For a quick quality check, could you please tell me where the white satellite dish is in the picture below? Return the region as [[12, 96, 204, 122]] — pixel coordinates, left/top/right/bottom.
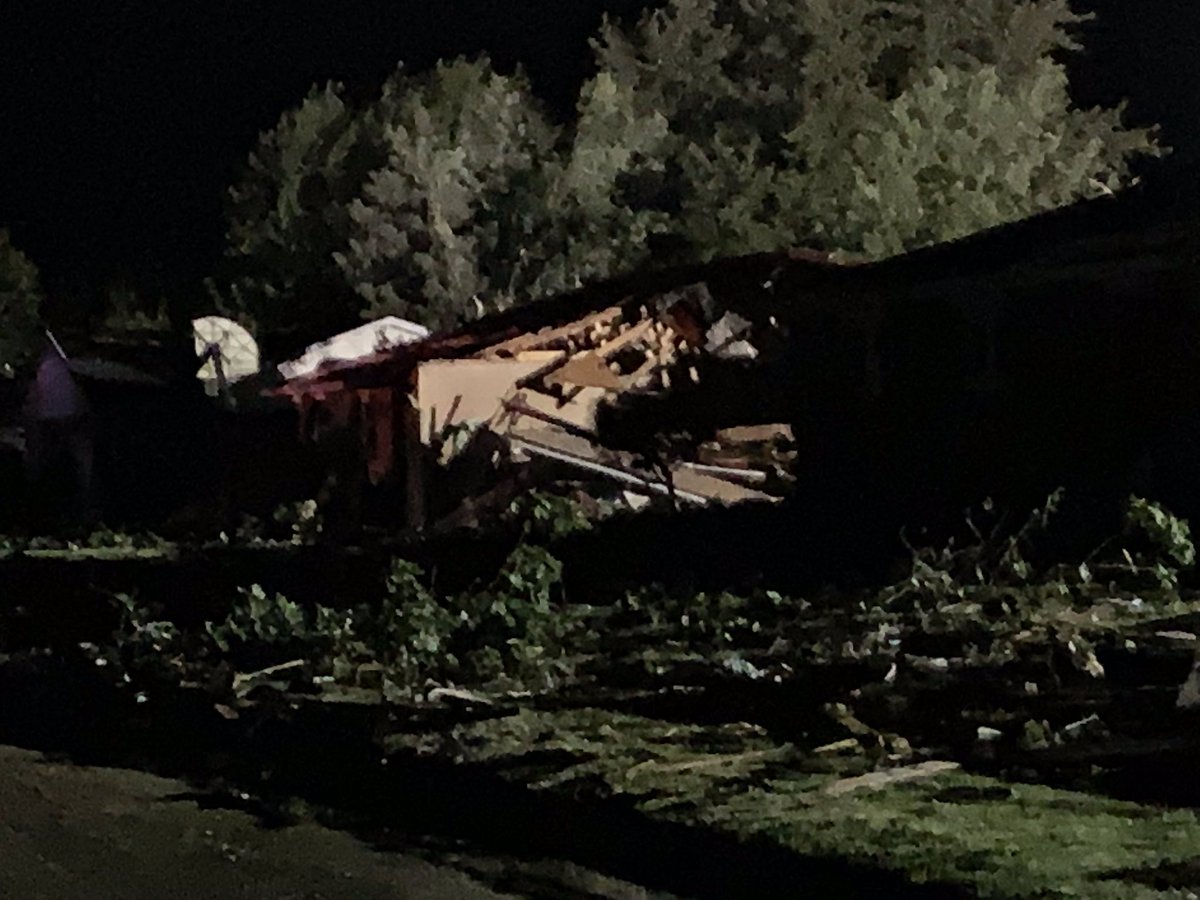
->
[[192, 316, 260, 399]]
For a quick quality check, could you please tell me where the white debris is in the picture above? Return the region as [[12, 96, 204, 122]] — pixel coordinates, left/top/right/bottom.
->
[[278, 317, 430, 380], [705, 312, 758, 360]]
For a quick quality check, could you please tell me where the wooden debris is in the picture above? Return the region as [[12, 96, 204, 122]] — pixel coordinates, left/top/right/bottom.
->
[[625, 747, 789, 780], [481, 305, 624, 357], [676, 461, 768, 484], [715, 423, 795, 444], [823, 761, 961, 796], [1156, 630, 1198, 642], [427, 686, 495, 706], [594, 318, 658, 358], [542, 353, 624, 391], [232, 659, 306, 697], [812, 738, 860, 755]]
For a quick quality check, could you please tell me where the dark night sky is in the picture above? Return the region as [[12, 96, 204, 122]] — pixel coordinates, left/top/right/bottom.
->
[[0, 0, 1196, 306]]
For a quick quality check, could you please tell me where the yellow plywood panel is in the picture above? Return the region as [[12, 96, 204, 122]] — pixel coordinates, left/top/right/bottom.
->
[[416, 358, 549, 444]]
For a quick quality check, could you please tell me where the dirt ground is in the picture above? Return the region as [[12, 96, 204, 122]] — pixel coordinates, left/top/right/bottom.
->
[[0, 743, 557, 900]]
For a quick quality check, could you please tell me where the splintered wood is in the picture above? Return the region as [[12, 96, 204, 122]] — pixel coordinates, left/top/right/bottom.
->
[[542, 354, 623, 391], [479, 305, 625, 358], [823, 761, 961, 796], [501, 302, 689, 397]]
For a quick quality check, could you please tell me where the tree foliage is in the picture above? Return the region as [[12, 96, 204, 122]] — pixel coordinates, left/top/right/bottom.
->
[[786, 58, 1156, 258], [334, 57, 563, 330], [212, 1, 1165, 335], [520, 69, 676, 296], [0, 230, 44, 370], [590, 0, 1165, 260], [209, 82, 383, 339]]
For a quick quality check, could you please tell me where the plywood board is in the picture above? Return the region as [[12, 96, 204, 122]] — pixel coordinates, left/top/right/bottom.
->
[[416, 358, 549, 444]]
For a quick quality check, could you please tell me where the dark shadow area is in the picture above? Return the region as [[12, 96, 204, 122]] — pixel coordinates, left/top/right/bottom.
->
[[1106, 857, 1200, 892]]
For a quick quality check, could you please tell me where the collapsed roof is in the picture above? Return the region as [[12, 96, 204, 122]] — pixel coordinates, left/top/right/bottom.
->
[[264, 247, 863, 518], [268, 247, 861, 397]]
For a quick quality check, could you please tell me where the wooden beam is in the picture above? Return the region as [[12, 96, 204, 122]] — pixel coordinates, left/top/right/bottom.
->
[[479, 304, 625, 357], [593, 318, 658, 358]]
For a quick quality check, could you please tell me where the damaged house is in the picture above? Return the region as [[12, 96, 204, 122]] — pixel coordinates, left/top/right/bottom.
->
[[267, 249, 854, 535], [267, 161, 1200, 576]]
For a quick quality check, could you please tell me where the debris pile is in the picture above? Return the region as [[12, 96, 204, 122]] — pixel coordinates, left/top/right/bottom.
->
[[268, 277, 804, 532]]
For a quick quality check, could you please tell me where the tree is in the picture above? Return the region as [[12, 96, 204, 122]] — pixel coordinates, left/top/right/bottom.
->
[[497, 68, 676, 300], [782, 58, 1159, 258], [209, 82, 384, 341], [588, 0, 1165, 260], [214, 1, 1164, 338], [337, 57, 683, 327], [215, 56, 681, 335], [0, 230, 44, 370], [334, 57, 564, 330]]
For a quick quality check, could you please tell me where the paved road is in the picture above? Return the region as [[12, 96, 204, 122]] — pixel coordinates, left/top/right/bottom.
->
[[0, 743, 519, 900]]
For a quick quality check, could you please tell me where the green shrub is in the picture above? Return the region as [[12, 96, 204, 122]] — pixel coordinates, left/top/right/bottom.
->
[[314, 558, 460, 688], [200, 545, 589, 696], [272, 499, 323, 545], [847, 491, 1200, 679], [504, 489, 597, 539], [205, 583, 310, 667], [1122, 494, 1195, 571], [454, 543, 584, 684]]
